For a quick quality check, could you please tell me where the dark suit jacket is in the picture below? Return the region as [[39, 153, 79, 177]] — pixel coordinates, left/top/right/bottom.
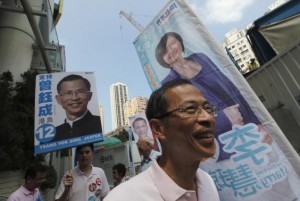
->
[[51, 110, 102, 142]]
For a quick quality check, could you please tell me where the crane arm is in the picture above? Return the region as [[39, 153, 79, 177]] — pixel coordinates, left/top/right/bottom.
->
[[119, 11, 144, 32]]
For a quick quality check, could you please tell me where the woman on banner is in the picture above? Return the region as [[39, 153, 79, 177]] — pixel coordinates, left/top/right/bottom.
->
[[155, 32, 271, 161]]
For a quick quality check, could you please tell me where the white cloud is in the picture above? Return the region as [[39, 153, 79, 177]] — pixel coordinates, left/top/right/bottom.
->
[[189, 0, 254, 24]]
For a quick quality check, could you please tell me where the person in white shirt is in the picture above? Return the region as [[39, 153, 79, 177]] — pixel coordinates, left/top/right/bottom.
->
[[55, 144, 110, 201]]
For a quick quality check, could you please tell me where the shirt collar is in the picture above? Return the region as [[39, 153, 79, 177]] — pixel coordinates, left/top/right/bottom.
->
[[20, 185, 37, 195], [65, 110, 88, 126], [149, 159, 192, 200], [149, 150, 161, 161], [74, 164, 95, 176]]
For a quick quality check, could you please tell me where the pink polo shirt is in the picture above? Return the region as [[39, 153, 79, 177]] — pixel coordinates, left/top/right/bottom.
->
[[104, 159, 220, 201], [8, 185, 42, 201]]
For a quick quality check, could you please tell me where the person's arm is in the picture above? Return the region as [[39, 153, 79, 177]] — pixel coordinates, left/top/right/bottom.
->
[[258, 124, 273, 145], [100, 169, 110, 199], [55, 171, 73, 201]]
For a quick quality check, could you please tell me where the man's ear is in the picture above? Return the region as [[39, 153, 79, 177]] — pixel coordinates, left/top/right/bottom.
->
[[88, 92, 93, 101], [55, 95, 61, 105], [149, 119, 166, 140]]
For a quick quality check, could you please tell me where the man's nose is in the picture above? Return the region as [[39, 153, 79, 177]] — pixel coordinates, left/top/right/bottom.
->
[[71, 91, 79, 99], [196, 109, 215, 127]]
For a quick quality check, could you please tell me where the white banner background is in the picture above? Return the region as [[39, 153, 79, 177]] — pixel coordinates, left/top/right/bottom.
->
[[133, 0, 300, 200]]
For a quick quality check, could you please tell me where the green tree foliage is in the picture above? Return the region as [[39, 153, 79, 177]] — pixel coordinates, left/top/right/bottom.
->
[[0, 71, 17, 170], [0, 71, 37, 170], [14, 71, 38, 164], [40, 164, 58, 191], [0, 70, 58, 189]]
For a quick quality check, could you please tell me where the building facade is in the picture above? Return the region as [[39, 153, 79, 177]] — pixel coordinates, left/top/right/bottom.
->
[[124, 96, 148, 126], [0, 1, 64, 200], [99, 105, 105, 133], [0, 0, 65, 81], [221, 28, 259, 73], [110, 82, 128, 129]]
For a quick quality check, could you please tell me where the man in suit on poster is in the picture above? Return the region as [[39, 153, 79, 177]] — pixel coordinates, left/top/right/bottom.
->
[[51, 74, 101, 142]]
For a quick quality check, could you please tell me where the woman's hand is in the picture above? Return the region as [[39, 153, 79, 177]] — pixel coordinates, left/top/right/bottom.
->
[[223, 104, 244, 125], [258, 124, 273, 145]]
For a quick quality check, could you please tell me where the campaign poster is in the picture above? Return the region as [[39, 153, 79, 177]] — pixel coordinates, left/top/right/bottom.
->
[[129, 112, 152, 141], [133, 0, 300, 200], [34, 72, 103, 154], [129, 112, 161, 152]]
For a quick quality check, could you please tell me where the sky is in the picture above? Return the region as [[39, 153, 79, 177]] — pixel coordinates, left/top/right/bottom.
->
[[56, 0, 277, 133]]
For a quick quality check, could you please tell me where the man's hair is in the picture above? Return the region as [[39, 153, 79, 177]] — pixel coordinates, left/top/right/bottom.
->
[[24, 163, 46, 181], [76, 143, 94, 153], [57, 74, 91, 94], [155, 32, 185, 68], [112, 163, 126, 177], [132, 117, 147, 128], [146, 79, 193, 121]]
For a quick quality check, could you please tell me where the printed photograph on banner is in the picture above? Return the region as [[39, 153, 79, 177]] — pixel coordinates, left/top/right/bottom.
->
[[129, 112, 151, 141], [133, 0, 300, 200], [129, 112, 161, 152], [34, 72, 103, 155], [129, 112, 162, 173]]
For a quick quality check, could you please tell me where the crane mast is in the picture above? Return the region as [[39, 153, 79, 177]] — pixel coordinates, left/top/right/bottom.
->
[[119, 11, 144, 32]]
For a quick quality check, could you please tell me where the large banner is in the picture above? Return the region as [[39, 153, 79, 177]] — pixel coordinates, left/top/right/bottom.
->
[[133, 0, 300, 200], [34, 72, 103, 154]]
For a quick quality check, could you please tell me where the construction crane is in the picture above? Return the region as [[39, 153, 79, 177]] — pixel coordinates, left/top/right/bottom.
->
[[119, 10, 144, 32]]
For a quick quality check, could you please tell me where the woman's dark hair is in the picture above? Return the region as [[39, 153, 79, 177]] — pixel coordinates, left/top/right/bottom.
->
[[146, 79, 192, 121], [112, 163, 126, 177], [155, 32, 185, 68]]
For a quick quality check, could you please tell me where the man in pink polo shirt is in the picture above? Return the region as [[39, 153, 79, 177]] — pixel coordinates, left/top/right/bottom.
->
[[8, 163, 46, 201], [104, 79, 220, 201]]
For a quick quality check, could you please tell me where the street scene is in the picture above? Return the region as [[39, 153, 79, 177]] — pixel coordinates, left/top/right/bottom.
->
[[0, 0, 300, 200]]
